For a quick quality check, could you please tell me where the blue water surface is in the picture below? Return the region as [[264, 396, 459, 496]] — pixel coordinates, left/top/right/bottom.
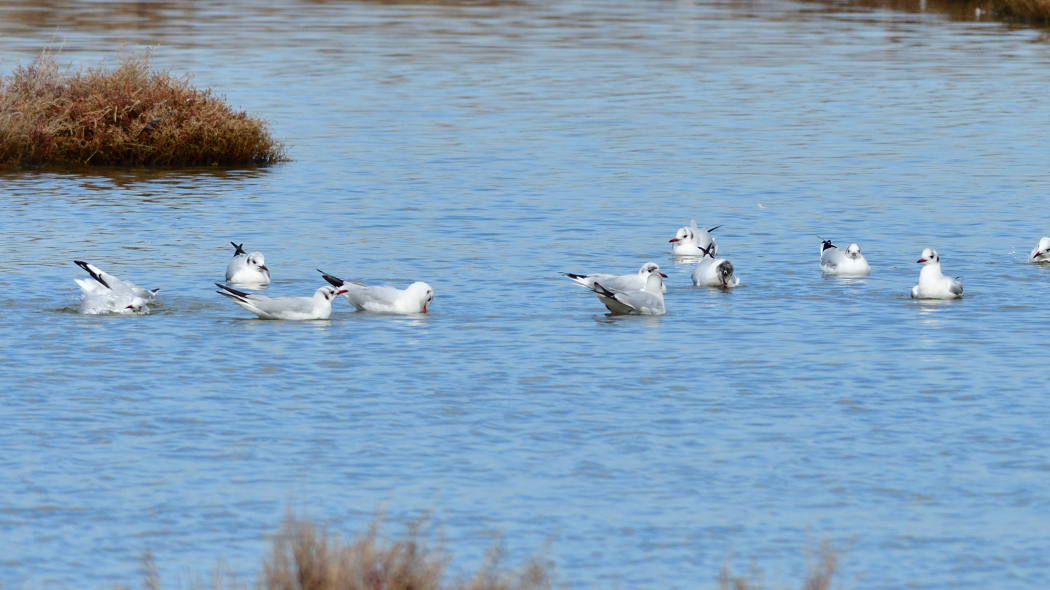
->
[[2, 0, 1050, 588]]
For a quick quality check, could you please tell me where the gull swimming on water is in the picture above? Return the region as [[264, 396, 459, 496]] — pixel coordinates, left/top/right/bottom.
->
[[74, 260, 158, 315], [319, 271, 434, 314], [819, 239, 871, 276], [563, 262, 668, 293], [590, 271, 666, 315], [691, 244, 740, 289], [215, 283, 345, 320], [911, 248, 963, 299], [1028, 237, 1050, 263], [225, 242, 270, 285], [669, 219, 720, 257]]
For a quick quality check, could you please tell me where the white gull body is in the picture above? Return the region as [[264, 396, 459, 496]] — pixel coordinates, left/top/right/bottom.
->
[[590, 271, 665, 315], [563, 262, 668, 294], [216, 283, 344, 320], [1028, 237, 1050, 263], [320, 271, 433, 314], [690, 245, 740, 289], [74, 260, 157, 315], [225, 242, 270, 285], [669, 219, 720, 256], [910, 248, 963, 300], [820, 240, 871, 276]]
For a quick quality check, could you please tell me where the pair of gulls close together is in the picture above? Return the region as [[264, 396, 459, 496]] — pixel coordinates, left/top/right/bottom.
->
[[74, 242, 434, 319]]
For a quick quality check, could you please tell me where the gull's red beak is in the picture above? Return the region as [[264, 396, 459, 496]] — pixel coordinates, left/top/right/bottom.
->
[[422, 303, 428, 313], [337, 288, 347, 295], [668, 238, 679, 243], [917, 258, 926, 263], [260, 265, 269, 271], [660, 272, 668, 278]]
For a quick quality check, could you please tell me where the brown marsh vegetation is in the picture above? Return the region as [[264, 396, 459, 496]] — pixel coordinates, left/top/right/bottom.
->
[[0, 48, 286, 170], [125, 514, 843, 590]]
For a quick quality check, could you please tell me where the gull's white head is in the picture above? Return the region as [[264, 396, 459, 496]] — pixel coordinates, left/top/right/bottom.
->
[[407, 282, 434, 313], [846, 243, 862, 258], [247, 252, 269, 274], [123, 296, 149, 314], [917, 248, 940, 265], [669, 226, 695, 245], [644, 271, 664, 294], [1031, 237, 1050, 260], [316, 285, 347, 301], [639, 262, 668, 279]]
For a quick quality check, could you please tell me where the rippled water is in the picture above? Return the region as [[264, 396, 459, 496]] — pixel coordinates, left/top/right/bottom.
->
[[3, 1, 1050, 588]]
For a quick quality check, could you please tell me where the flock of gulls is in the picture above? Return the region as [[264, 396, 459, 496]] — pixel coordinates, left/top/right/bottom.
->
[[71, 222, 1050, 319]]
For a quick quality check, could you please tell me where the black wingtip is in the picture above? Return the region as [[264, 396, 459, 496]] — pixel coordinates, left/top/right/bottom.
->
[[699, 243, 716, 259], [820, 239, 836, 252], [591, 281, 615, 298], [707, 225, 722, 233], [563, 272, 586, 280], [215, 282, 251, 299], [317, 269, 345, 287], [74, 260, 110, 289], [230, 242, 247, 256]]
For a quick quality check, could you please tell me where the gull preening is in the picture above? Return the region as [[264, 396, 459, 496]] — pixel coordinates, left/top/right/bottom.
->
[[74, 260, 158, 315], [590, 271, 666, 315], [819, 239, 871, 276], [691, 244, 740, 289], [215, 283, 345, 320], [225, 242, 270, 285], [670, 219, 720, 256], [1029, 237, 1050, 263], [563, 262, 668, 293], [319, 271, 434, 314], [911, 248, 963, 299]]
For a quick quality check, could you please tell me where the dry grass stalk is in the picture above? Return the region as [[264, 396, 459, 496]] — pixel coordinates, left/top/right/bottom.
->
[[718, 540, 840, 590], [0, 47, 286, 170], [259, 515, 552, 590]]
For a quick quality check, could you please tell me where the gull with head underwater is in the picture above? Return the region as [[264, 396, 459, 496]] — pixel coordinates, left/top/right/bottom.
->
[[74, 260, 158, 315]]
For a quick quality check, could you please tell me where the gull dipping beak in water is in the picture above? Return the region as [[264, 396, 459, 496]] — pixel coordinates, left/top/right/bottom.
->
[[318, 271, 434, 314], [1028, 237, 1050, 263], [74, 260, 158, 315], [690, 244, 740, 289]]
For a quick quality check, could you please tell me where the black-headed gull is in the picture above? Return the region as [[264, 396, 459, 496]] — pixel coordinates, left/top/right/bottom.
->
[[1029, 237, 1050, 263], [563, 262, 668, 293], [691, 245, 740, 289], [215, 283, 345, 320], [911, 248, 963, 299], [226, 242, 270, 285], [74, 260, 158, 315], [590, 271, 665, 315], [819, 239, 871, 276], [318, 271, 434, 314], [669, 219, 720, 256]]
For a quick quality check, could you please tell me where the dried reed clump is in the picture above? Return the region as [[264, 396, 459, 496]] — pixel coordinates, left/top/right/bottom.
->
[[261, 515, 553, 590], [718, 539, 840, 590], [990, 0, 1050, 20], [0, 48, 286, 170], [148, 514, 553, 590]]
